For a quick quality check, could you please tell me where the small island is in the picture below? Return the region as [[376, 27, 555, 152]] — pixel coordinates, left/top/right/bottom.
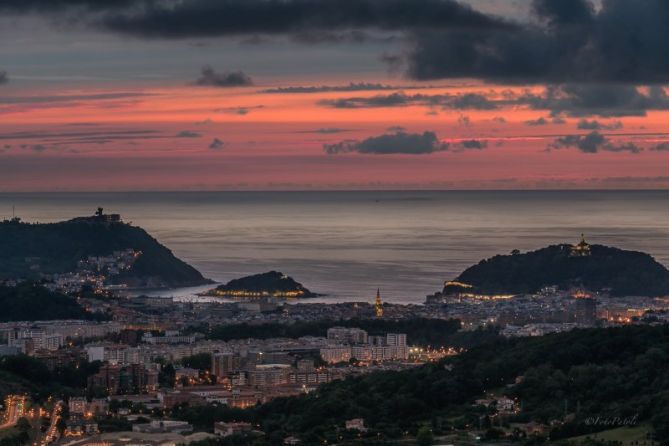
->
[[441, 235, 669, 297], [203, 271, 317, 299]]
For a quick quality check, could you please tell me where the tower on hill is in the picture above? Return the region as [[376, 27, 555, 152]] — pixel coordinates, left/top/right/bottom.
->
[[570, 234, 592, 257], [374, 288, 384, 317]]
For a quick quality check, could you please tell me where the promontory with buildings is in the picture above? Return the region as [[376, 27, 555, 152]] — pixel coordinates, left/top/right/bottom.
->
[[0, 208, 210, 290]]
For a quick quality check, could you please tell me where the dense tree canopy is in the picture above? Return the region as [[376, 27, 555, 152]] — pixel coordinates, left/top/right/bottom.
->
[[176, 325, 669, 445], [0, 283, 98, 322], [0, 218, 208, 287], [450, 244, 669, 296]]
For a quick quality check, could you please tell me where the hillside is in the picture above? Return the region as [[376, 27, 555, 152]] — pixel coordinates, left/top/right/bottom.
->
[[0, 213, 209, 288], [174, 325, 669, 445], [0, 283, 98, 322], [445, 243, 669, 297], [205, 271, 316, 298]]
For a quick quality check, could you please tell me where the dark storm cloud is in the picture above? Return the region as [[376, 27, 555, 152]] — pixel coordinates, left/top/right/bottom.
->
[[525, 117, 549, 126], [531, 0, 594, 25], [320, 92, 418, 108], [457, 139, 487, 149], [195, 66, 252, 87], [0, 129, 172, 147], [176, 130, 201, 138], [576, 119, 622, 131], [319, 91, 499, 110], [289, 30, 397, 44], [324, 131, 449, 155], [0, 129, 160, 141], [522, 85, 669, 117], [650, 143, 669, 152], [451, 93, 497, 110], [209, 138, 225, 150], [216, 105, 264, 115], [407, 0, 669, 83], [548, 131, 641, 154], [1, 143, 72, 154], [0, 71, 8, 85], [97, 0, 504, 39], [318, 86, 669, 117], [262, 82, 418, 94], [0, 0, 139, 13], [299, 128, 349, 134], [5, 1, 669, 85]]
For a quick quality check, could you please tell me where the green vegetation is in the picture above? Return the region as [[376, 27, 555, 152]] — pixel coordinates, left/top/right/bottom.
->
[[0, 354, 100, 400], [0, 426, 28, 446], [449, 244, 669, 296], [416, 425, 434, 446], [202, 318, 497, 348], [173, 325, 669, 445], [0, 218, 208, 287], [206, 271, 316, 297], [0, 283, 103, 322], [560, 424, 653, 445], [181, 353, 212, 370]]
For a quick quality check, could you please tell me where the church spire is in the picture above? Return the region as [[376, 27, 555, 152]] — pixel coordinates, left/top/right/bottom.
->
[[374, 288, 384, 317]]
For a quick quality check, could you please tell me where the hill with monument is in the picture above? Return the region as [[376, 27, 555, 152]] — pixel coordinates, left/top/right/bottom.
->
[[442, 236, 669, 297], [0, 208, 209, 289]]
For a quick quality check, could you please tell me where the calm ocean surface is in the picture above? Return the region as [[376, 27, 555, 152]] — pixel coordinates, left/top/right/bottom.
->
[[1, 191, 669, 304]]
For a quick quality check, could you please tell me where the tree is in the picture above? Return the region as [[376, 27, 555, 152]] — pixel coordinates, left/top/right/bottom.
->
[[416, 426, 434, 446], [181, 353, 211, 371], [160, 364, 176, 387], [16, 417, 31, 433]]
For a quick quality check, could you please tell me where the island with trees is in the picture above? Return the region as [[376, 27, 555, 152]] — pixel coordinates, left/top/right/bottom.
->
[[203, 271, 317, 299], [443, 238, 669, 297]]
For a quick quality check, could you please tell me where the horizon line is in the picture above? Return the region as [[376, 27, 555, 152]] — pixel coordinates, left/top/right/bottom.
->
[[1, 188, 669, 194]]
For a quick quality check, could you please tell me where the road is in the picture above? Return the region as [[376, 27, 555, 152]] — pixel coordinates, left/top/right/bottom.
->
[[42, 401, 63, 445], [0, 395, 27, 430]]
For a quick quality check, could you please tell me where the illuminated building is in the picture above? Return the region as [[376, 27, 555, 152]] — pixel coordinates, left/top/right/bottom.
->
[[320, 330, 408, 363], [87, 363, 158, 394], [444, 281, 473, 289], [570, 234, 592, 257], [375, 288, 384, 317]]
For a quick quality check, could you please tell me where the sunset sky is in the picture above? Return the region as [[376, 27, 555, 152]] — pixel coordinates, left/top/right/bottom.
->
[[2, 0, 669, 191]]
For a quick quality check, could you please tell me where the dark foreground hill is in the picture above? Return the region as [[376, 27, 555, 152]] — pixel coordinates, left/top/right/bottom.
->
[[0, 283, 100, 322], [445, 243, 669, 296], [0, 214, 209, 288], [174, 324, 669, 445]]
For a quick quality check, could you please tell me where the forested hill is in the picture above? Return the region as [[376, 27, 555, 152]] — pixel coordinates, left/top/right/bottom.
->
[[176, 325, 669, 444], [0, 217, 209, 288], [0, 283, 100, 322], [206, 271, 317, 298], [447, 244, 669, 296]]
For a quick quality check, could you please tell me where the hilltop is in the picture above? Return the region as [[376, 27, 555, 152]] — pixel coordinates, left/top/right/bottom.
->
[[204, 271, 316, 298], [444, 239, 669, 297], [0, 209, 209, 289]]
